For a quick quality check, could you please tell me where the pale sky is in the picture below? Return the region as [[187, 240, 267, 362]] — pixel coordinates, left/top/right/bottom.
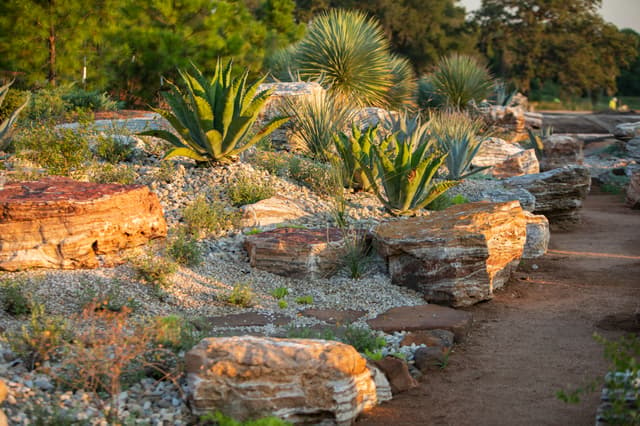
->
[[458, 0, 640, 33]]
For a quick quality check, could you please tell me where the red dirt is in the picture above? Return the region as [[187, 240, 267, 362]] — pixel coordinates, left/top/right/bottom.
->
[[358, 188, 640, 426]]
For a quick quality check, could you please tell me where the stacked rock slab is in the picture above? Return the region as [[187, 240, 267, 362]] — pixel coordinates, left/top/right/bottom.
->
[[626, 170, 640, 209], [472, 137, 539, 178], [522, 211, 550, 258], [539, 135, 584, 171], [185, 336, 391, 425], [613, 121, 640, 141], [373, 201, 527, 307], [0, 177, 167, 271], [505, 165, 591, 228], [244, 227, 350, 278]]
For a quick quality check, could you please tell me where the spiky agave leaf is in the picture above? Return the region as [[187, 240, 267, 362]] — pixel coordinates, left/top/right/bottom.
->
[[430, 53, 493, 110], [296, 9, 393, 108], [0, 80, 30, 152]]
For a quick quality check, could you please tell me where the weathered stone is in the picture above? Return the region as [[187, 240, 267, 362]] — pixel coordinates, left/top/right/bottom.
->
[[371, 357, 417, 395], [301, 308, 367, 325], [542, 113, 640, 134], [613, 121, 640, 141], [413, 347, 448, 372], [626, 170, 640, 209], [373, 201, 527, 307], [626, 137, 640, 160], [244, 227, 347, 278], [505, 165, 591, 228], [400, 330, 454, 353], [185, 336, 389, 424], [448, 180, 536, 212], [240, 196, 307, 228], [367, 305, 473, 343], [491, 149, 539, 178], [0, 177, 167, 271], [522, 211, 550, 259], [539, 135, 584, 171], [472, 137, 525, 168]]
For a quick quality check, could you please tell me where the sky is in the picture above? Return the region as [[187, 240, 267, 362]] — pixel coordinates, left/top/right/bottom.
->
[[458, 0, 640, 33]]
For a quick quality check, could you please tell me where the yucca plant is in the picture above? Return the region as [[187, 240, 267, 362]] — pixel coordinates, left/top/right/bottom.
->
[[387, 54, 418, 111], [358, 126, 458, 216], [285, 90, 354, 161], [139, 61, 288, 164], [333, 125, 390, 191], [429, 109, 488, 180], [295, 9, 393, 107], [0, 80, 30, 152], [428, 54, 493, 110]]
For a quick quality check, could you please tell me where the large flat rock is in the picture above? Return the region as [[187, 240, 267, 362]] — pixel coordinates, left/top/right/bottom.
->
[[542, 113, 640, 134], [373, 201, 527, 307], [0, 177, 166, 270]]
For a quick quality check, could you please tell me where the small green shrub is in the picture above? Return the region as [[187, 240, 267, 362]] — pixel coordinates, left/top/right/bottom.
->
[[226, 171, 276, 206], [227, 282, 254, 307], [167, 228, 203, 266], [0, 80, 30, 151], [130, 252, 177, 289], [87, 162, 137, 184], [151, 160, 176, 183], [0, 278, 33, 316], [182, 195, 241, 237], [278, 300, 288, 309], [340, 229, 371, 279], [62, 88, 120, 112], [364, 348, 384, 361], [201, 411, 292, 426], [295, 295, 313, 305], [26, 85, 69, 121], [95, 135, 135, 163], [154, 314, 204, 352], [244, 228, 263, 235], [342, 325, 386, 353], [271, 287, 289, 300], [76, 282, 140, 313], [426, 193, 469, 211]]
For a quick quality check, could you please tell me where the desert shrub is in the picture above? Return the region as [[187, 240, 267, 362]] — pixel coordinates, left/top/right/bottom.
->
[[227, 282, 254, 307], [342, 325, 387, 353], [426, 193, 469, 211], [0, 86, 29, 122], [0, 81, 30, 152], [129, 252, 177, 289], [167, 227, 203, 266], [424, 53, 493, 110], [270, 287, 289, 299], [87, 162, 137, 184], [295, 295, 313, 305], [26, 85, 69, 122], [285, 90, 354, 161], [12, 124, 91, 176], [226, 170, 276, 206], [387, 54, 418, 111], [62, 88, 120, 112], [8, 303, 72, 370], [429, 109, 488, 180], [201, 411, 292, 426], [139, 61, 288, 165], [339, 229, 372, 279], [76, 280, 141, 313], [94, 135, 135, 163], [182, 195, 241, 237], [154, 314, 204, 352], [0, 278, 33, 316], [151, 160, 176, 183]]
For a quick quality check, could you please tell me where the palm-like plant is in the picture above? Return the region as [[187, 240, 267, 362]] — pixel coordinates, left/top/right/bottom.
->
[[140, 61, 288, 164], [387, 54, 418, 111], [357, 120, 458, 216], [429, 109, 488, 180], [0, 80, 30, 152], [295, 9, 393, 108], [428, 54, 493, 110]]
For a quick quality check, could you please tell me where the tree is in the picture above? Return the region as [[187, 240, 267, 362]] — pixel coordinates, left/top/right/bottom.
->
[[475, 0, 637, 97], [617, 29, 640, 96]]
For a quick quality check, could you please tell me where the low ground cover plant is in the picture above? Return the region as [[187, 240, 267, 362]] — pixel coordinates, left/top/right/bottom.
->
[[226, 170, 276, 206], [182, 195, 241, 237]]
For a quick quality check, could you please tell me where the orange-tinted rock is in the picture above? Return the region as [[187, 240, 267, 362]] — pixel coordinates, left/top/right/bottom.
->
[[539, 135, 584, 171], [626, 170, 640, 209], [185, 336, 390, 424], [244, 227, 347, 278], [400, 329, 454, 353], [492, 149, 539, 178], [371, 357, 417, 395], [373, 201, 527, 307], [0, 177, 166, 271]]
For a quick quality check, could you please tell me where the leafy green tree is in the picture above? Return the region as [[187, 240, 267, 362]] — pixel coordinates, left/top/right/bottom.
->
[[476, 0, 637, 96], [617, 29, 640, 96]]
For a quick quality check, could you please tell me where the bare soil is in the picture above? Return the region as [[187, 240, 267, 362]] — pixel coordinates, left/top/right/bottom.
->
[[358, 188, 640, 426]]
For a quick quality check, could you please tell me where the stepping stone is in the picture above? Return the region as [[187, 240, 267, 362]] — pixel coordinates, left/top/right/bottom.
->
[[207, 312, 292, 328], [300, 308, 367, 325], [371, 356, 417, 395], [400, 329, 454, 353], [0, 177, 166, 271], [367, 305, 473, 343], [244, 227, 347, 279]]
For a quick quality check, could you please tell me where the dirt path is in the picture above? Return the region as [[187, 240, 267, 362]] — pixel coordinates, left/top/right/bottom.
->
[[358, 189, 640, 426]]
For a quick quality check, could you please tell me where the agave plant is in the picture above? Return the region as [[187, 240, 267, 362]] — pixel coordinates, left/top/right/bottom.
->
[[140, 61, 288, 164], [0, 80, 30, 152], [295, 9, 393, 107], [429, 109, 488, 180], [285, 90, 354, 161], [333, 125, 389, 191], [428, 54, 493, 110], [357, 123, 458, 216]]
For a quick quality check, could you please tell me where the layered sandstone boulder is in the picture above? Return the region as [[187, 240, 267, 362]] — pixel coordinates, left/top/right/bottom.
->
[[244, 227, 352, 278], [240, 196, 307, 228], [539, 135, 584, 171], [0, 177, 166, 271], [373, 201, 527, 307], [505, 165, 591, 228], [185, 336, 390, 424], [472, 137, 539, 178], [523, 211, 550, 259], [626, 170, 640, 209], [613, 121, 640, 141]]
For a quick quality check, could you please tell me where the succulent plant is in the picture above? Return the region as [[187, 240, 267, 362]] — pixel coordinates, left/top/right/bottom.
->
[[0, 80, 30, 152], [427, 53, 493, 110], [140, 60, 288, 164]]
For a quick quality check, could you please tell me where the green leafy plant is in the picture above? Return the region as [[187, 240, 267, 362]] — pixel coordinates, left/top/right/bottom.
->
[[130, 252, 177, 289], [62, 88, 120, 112], [0, 80, 30, 151], [340, 229, 372, 279], [154, 314, 204, 352], [285, 90, 353, 161], [200, 411, 292, 426], [333, 125, 387, 192], [342, 325, 387, 353], [426, 193, 469, 211], [182, 195, 241, 237], [270, 287, 289, 300], [278, 300, 288, 309], [226, 170, 276, 206], [167, 227, 203, 266], [94, 135, 135, 163], [358, 119, 458, 215], [364, 348, 384, 361], [87, 162, 137, 184], [427, 53, 493, 110], [0, 278, 33, 316], [429, 109, 489, 180], [227, 282, 254, 307], [139, 60, 288, 164], [295, 295, 313, 305], [25, 85, 69, 122]]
